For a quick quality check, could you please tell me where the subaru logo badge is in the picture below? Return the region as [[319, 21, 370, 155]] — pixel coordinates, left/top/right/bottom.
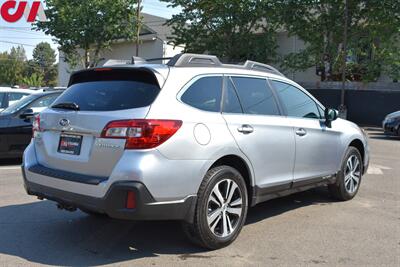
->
[[59, 119, 70, 127]]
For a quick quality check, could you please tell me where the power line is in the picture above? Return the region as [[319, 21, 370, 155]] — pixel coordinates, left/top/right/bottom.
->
[[0, 28, 45, 36], [0, 40, 36, 47], [0, 37, 53, 40], [0, 26, 33, 30]]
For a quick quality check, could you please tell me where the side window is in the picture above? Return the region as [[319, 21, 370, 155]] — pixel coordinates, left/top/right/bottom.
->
[[222, 79, 243, 114], [8, 93, 28, 105], [271, 81, 320, 119], [29, 94, 60, 109], [181, 76, 222, 112], [0, 93, 5, 108], [231, 77, 280, 116]]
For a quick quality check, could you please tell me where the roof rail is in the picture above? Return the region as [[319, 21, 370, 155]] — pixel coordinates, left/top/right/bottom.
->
[[131, 56, 147, 64], [242, 60, 285, 77], [167, 53, 285, 77], [100, 53, 285, 77], [167, 53, 223, 67], [101, 57, 147, 66], [102, 59, 131, 66]]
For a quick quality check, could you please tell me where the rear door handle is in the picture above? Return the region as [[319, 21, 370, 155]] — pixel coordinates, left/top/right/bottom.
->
[[296, 128, 307, 136], [238, 125, 254, 134]]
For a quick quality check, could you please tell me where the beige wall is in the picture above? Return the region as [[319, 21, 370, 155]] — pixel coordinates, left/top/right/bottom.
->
[[276, 32, 320, 83]]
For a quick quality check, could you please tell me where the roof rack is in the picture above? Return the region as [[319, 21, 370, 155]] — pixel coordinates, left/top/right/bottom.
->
[[167, 53, 285, 77], [102, 57, 147, 66], [100, 53, 285, 77], [167, 53, 222, 67]]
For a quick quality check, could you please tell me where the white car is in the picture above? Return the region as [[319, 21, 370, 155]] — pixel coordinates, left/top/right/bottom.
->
[[22, 54, 369, 249], [0, 88, 36, 112]]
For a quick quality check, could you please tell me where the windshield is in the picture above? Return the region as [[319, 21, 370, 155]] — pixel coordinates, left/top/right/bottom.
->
[[1, 94, 36, 115]]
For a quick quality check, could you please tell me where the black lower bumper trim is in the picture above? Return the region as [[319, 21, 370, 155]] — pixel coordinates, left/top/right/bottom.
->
[[28, 164, 108, 185], [22, 167, 196, 222]]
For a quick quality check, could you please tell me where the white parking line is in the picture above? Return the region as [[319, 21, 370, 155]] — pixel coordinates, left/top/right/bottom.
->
[[367, 164, 392, 175], [0, 166, 21, 171]]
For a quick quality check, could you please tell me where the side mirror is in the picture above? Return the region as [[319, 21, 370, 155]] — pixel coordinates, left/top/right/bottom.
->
[[19, 108, 35, 119], [324, 108, 338, 127]]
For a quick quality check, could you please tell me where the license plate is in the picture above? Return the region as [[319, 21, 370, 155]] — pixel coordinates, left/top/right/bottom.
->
[[58, 134, 83, 155]]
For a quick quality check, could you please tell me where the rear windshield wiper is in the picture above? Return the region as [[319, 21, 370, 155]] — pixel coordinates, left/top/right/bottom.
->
[[52, 102, 80, 111]]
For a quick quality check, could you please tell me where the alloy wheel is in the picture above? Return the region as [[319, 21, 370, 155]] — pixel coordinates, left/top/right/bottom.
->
[[207, 179, 243, 238], [344, 155, 361, 194]]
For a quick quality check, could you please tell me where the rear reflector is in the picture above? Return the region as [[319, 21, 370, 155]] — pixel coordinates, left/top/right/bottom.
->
[[101, 119, 182, 149], [126, 191, 136, 209]]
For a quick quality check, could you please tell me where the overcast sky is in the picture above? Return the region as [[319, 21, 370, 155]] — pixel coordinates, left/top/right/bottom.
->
[[0, 0, 180, 60]]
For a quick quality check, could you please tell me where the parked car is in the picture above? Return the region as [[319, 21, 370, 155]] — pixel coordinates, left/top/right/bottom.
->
[[22, 54, 369, 249], [0, 88, 36, 112], [0, 91, 62, 159], [383, 111, 400, 136]]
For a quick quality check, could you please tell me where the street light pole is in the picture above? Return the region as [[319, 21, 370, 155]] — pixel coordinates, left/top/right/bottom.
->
[[135, 0, 142, 57], [340, 0, 349, 118]]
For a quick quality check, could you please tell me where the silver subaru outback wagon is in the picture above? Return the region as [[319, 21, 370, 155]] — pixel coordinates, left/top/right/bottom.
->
[[22, 53, 369, 249]]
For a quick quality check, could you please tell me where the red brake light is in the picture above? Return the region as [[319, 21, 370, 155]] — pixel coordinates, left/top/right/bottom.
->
[[126, 191, 136, 209], [101, 119, 182, 149], [94, 68, 112, 72], [32, 114, 41, 137]]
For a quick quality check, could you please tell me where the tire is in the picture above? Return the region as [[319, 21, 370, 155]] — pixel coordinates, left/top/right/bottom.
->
[[329, 146, 363, 201], [183, 165, 248, 250]]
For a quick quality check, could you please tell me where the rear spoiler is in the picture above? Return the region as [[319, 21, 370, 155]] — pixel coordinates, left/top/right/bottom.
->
[[68, 67, 168, 89]]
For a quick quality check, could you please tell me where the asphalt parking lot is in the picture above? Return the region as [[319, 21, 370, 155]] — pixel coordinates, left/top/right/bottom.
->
[[0, 128, 399, 266]]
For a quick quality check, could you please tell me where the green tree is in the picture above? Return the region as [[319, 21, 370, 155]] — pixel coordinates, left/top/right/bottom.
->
[[34, 0, 139, 69], [20, 73, 44, 88], [0, 46, 27, 86], [276, 0, 400, 82], [31, 42, 58, 86], [162, 0, 280, 63]]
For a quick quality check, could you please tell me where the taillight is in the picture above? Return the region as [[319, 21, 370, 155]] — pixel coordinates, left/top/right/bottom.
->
[[101, 119, 182, 149], [32, 114, 41, 138]]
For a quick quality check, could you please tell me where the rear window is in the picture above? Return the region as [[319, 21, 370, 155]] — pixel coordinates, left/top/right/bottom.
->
[[52, 69, 160, 111]]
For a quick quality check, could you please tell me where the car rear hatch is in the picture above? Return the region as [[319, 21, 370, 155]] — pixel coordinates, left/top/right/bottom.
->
[[34, 67, 162, 178]]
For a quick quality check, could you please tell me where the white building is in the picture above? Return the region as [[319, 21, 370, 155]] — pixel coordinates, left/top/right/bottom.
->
[[58, 13, 184, 87]]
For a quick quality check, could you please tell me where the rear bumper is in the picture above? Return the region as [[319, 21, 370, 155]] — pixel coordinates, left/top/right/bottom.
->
[[22, 166, 196, 222]]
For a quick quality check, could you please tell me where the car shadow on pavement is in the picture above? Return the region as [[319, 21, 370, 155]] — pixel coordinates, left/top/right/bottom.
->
[[0, 187, 335, 266], [0, 158, 22, 166], [246, 187, 334, 225], [365, 131, 400, 141]]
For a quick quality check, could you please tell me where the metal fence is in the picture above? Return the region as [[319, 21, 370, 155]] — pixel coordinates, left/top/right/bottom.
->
[[308, 89, 400, 126]]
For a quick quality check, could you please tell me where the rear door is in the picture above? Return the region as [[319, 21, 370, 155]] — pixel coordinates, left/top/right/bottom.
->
[[35, 68, 161, 177], [222, 76, 295, 191], [270, 80, 341, 182]]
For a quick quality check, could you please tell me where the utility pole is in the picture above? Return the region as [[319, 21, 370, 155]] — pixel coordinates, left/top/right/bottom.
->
[[340, 0, 349, 118], [135, 0, 142, 57]]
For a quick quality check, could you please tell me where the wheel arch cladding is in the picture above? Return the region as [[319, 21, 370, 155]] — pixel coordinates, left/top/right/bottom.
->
[[209, 155, 253, 205], [349, 139, 365, 164]]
